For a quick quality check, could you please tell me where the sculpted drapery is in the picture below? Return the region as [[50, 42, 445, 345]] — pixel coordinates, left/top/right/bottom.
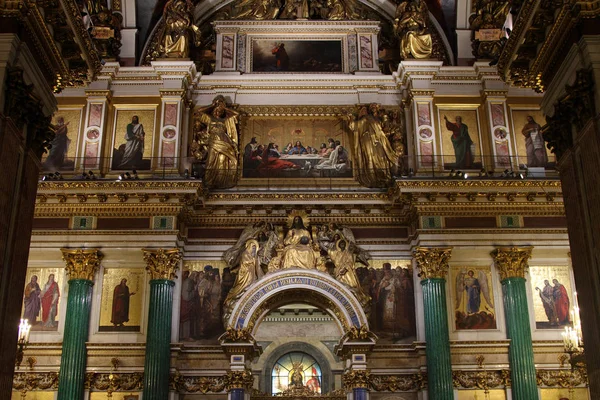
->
[[394, 0, 432, 59], [160, 0, 201, 58]]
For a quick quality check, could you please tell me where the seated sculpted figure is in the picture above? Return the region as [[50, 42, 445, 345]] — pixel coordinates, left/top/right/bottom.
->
[[394, 0, 432, 59]]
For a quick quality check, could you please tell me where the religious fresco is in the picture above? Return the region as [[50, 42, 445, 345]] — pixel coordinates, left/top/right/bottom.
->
[[241, 117, 353, 179], [510, 109, 554, 170], [111, 108, 156, 171], [450, 266, 497, 330], [251, 40, 343, 72], [42, 108, 83, 172], [21, 268, 63, 332], [437, 109, 482, 170], [271, 352, 322, 395], [539, 388, 590, 399], [356, 260, 416, 343], [99, 268, 145, 332], [529, 266, 574, 329]]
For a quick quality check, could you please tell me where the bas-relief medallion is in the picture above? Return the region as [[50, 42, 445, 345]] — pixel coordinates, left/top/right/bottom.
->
[[438, 109, 482, 170], [42, 109, 83, 172], [450, 266, 497, 330], [529, 266, 573, 329], [99, 268, 145, 332], [111, 109, 156, 171], [21, 268, 63, 332]]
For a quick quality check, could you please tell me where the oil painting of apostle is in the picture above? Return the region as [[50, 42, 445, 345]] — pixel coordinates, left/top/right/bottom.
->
[[521, 115, 548, 167], [454, 268, 496, 329], [44, 116, 72, 171], [111, 278, 136, 327], [40, 274, 60, 329], [23, 275, 41, 325], [112, 115, 147, 169], [444, 115, 474, 169]]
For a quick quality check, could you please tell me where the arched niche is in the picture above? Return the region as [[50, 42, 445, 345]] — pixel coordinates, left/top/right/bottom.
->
[[227, 269, 369, 336], [260, 341, 334, 394]]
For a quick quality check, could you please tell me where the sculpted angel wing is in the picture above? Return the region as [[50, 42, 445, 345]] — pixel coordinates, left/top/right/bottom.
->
[[341, 226, 356, 243], [478, 270, 494, 308], [223, 224, 260, 268], [455, 270, 465, 309]]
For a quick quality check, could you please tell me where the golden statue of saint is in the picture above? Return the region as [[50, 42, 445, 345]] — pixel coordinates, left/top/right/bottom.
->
[[234, 0, 282, 19], [194, 96, 239, 189], [346, 104, 397, 188], [394, 0, 432, 59], [159, 0, 201, 58], [281, 215, 320, 269], [329, 239, 370, 306], [224, 239, 260, 315]]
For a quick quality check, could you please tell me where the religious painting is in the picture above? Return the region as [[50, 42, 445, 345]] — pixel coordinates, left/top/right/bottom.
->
[[179, 261, 231, 343], [11, 392, 56, 400], [437, 108, 483, 170], [251, 39, 343, 73], [241, 116, 352, 179], [539, 388, 590, 400], [529, 266, 574, 329], [510, 108, 554, 170], [99, 268, 145, 332], [41, 108, 83, 172], [356, 260, 416, 343], [271, 352, 322, 394], [21, 268, 63, 332], [450, 266, 497, 330], [456, 390, 506, 400], [110, 108, 156, 171]]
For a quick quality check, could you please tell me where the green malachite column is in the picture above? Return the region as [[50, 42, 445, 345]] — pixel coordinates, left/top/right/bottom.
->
[[142, 248, 181, 400], [492, 247, 539, 400], [57, 249, 102, 400], [413, 247, 454, 400]]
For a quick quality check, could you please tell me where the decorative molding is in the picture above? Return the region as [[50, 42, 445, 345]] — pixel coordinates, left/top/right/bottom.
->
[[170, 372, 226, 393], [12, 372, 59, 391], [413, 247, 452, 280], [224, 369, 254, 390], [370, 373, 425, 391], [342, 369, 371, 389], [452, 370, 510, 389], [536, 368, 588, 388], [85, 372, 144, 392], [491, 246, 533, 280], [60, 248, 103, 281]]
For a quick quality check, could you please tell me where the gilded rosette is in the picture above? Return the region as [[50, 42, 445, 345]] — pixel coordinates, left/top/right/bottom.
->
[[342, 369, 371, 389], [413, 247, 452, 280], [60, 248, 103, 281], [142, 248, 181, 280], [491, 247, 533, 280], [224, 369, 254, 390]]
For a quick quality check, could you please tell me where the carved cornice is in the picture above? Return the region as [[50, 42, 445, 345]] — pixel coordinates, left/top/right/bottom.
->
[[61, 248, 103, 281], [38, 180, 204, 192], [142, 248, 181, 280], [491, 246, 533, 280], [395, 180, 561, 189], [237, 105, 356, 116], [413, 247, 452, 280]]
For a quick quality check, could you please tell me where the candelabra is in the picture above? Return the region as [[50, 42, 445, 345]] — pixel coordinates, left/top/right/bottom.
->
[[15, 319, 31, 369], [562, 292, 585, 370]]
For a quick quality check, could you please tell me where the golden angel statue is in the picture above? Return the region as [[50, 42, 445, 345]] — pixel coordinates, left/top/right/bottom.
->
[[394, 0, 432, 59], [233, 0, 282, 19], [345, 104, 398, 188], [223, 239, 261, 318], [192, 96, 240, 189], [328, 239, 370, 307], [158, 0, 201, 58]]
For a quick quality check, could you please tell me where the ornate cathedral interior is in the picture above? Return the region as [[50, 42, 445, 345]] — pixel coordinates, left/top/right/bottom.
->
[[1, 0, 600, 399]]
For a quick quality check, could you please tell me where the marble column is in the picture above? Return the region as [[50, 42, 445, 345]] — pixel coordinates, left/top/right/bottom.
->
[[413, 247, 454, 400], [491, 246, 539, 400], [142, 248, 181, 400], [57, 249, 103, 400]]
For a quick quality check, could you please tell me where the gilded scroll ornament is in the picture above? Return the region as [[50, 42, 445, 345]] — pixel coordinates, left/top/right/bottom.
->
[[413, 247, 452, 280], [394, 0, 432, 59], [142, 248, 182, 280], [158, 0, 201, 58], [61, 248, 103, 281], [452, 370, 510, 390], [221, 326, 255, 342], [171, 372, 227, 393], [536, 368, 587, 388], [342, 369, 371, 389], [491, 246, 532, 280], [370, 374, 423, 391], [224, 369, 254, 390], [13, 372, 59, 391], [85, 372, 144, 391], [468, 0, 509, 60]]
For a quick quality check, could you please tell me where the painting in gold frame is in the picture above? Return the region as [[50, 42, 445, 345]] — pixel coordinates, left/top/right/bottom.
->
[[529, 266, 574, 329], [42, 108, 83, 172], [456, 389, 506, 400], [99, 268, 145, 332], [22, 268, 63, 332], [539, 387, 590, 399], [110, 108, 156, 171], [510, 108, 555, 169], [240, 116, 352, 179], [11, 391, 56, 400], [437, 108, 482, 170], [450, 266, 497, 330]]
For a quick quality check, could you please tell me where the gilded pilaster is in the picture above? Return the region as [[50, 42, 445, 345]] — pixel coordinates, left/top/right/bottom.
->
[[413, 247, 453, 400], [57, 249, 102, 400], [491, 246, 539, 400], [141, 248, 181, 400]]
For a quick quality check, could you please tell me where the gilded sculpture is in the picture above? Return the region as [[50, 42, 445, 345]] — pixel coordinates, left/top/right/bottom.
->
[[344, 104, 398, 188], [469, 0, 510, 60], [394, 0, 433, 59], [232, 0, 361, 20], [159, 0, 201, 58], [191, 96, 240, 189]]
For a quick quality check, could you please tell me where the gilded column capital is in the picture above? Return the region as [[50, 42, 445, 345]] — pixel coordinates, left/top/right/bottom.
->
[[342, 369, 371, 389], [491, 246, 533, 280], [413, 247, 452, 280], [224, 369, 254, 391], [142, 248, 181, 280], [60, 248, 102, 281]]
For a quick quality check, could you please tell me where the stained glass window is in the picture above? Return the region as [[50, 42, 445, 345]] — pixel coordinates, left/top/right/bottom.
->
[[271, 352, 322, 394]]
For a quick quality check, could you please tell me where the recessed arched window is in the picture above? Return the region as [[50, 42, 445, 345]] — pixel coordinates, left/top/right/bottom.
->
[[271, 352, 322, 395]]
